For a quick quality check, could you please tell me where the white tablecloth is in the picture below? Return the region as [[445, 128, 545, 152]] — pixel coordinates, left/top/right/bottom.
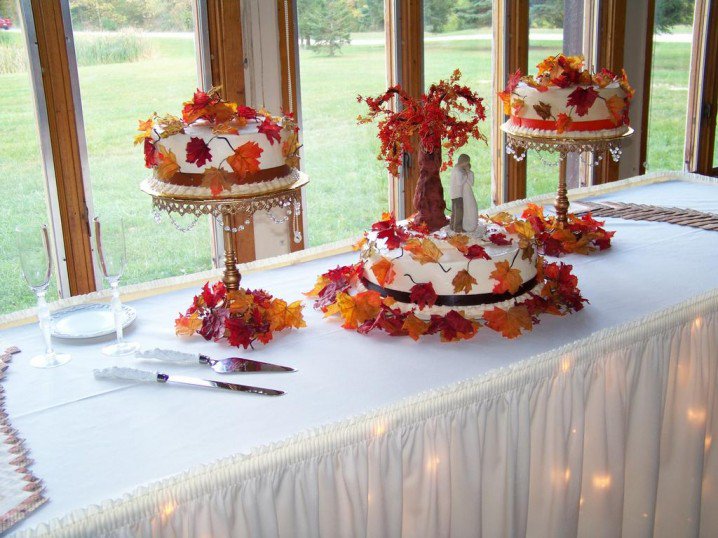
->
[[2, 172, 718, 537]]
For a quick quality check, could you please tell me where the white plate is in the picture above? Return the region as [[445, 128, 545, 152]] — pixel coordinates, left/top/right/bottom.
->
[[50, 303, 137, 340]]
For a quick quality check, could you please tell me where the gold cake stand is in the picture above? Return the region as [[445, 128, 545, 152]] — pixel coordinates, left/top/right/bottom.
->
[[501, 125, 634, 226], [142, 176, 308, 291]]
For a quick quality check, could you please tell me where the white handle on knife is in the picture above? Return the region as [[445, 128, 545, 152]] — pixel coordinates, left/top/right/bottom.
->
[[135, 348, 198, 363], [94, 367, 158, 383]]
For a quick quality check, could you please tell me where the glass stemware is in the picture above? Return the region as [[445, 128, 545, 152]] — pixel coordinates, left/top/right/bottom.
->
[[94, 217, 139, 356], [15, 224, 71, 368]]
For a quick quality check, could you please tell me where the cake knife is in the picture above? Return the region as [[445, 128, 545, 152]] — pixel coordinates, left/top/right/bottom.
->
[[94, 367, 284, 396], [135, 348, 297, 374]]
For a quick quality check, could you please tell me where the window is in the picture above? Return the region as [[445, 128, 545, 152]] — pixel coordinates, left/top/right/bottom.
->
[[68, 0, 213, 286], [0, 4, 59, 314], [295, 0, 389, 246], [423, 1, 494, 209], [646, 0, 695, 171]]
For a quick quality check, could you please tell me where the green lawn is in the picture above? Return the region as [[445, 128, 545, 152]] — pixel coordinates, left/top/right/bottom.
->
[[0, 32, 693, 315]]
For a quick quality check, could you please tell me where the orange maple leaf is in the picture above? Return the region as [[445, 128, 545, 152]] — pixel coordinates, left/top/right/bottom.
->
[[175, 311, 202, 336], [556, 113, 573, 134], [134, 116, 154, 145], [446, 234, 469, 252], [336, 290, 382, 329], [203, 167, 232, 197], [371, 257, 396, 286], [156, 146, 180, 180], [226, 289, 254, 315], [305, 275, 330, 297], [483, 305, 533, 339], [404, 238, 443, 264], [268, 298, 306, 331], [490, 260, 523, 294], [402, 312, 429, 341], [605, 95, 625, 126], [226, 141, 263, 179], [353, 236, 368, 251], [452, 269, 477, 294]]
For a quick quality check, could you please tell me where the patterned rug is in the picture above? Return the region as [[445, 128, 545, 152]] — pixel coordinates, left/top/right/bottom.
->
[[0, 347, 46, 534]]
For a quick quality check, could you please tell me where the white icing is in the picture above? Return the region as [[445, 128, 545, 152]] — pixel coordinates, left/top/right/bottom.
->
[[510, 83, 628, 131], [141, 168, 304, 198], [361, 219, 537, 297], [502, 121, 629, 139], [152, 119, 287, 173]]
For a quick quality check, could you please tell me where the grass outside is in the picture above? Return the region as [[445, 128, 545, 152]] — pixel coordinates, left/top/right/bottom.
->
[[0, 31, 692, 315]]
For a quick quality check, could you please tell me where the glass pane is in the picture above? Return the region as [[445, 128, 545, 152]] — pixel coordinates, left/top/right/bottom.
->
[[69, 1, 212, 287], [714, 125, 718, 169], [528, 0, 569, 198], [423, 1, 493, 210], [646, 0, 694, 171], [297, 0, 389, 246], [0, 5, 60, 314]]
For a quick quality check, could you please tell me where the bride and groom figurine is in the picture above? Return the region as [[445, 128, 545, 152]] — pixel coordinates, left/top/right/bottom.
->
[[449, 154, 480, 234]]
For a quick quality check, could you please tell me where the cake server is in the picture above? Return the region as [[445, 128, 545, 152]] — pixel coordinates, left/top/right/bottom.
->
[[135, 348, 296, 374], [94, 367, 284, 396]]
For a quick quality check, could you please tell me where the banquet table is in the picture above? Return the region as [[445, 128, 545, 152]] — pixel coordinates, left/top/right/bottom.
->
[[2, 171, 718, 537]]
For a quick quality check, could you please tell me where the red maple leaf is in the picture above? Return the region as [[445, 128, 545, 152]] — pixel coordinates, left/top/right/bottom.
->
[[186, 137, 213, 167], [371, 214, 409, 250], [258, 116, 282, 145], [506, 68, 522, 93], [488, 232, 512, 246], [432, 310, 478, 342], [463, 244, 491, 260], [182, 88, 218, 123], [236, 105, 258, 120], [144, 139, 158, 167], [199, 307, 228, 341], [566, 87, 599, 117], [225, 315, 254, 348], [410, 282, 437, 310], [201, 281, 226, 309]]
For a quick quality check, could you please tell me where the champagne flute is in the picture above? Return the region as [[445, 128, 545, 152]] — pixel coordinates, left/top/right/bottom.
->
[[15, 224, 71, 368], [94, 217, 139, 356]]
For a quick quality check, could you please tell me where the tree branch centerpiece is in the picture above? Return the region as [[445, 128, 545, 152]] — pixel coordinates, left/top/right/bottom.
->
[[358, 70, 487, 232]]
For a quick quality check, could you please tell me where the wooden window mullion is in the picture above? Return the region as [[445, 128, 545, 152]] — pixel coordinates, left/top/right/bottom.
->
[[28, 0, 96, 296]]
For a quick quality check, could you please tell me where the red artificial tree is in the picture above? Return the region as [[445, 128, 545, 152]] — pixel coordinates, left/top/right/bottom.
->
[[358, 70, 487, 232]]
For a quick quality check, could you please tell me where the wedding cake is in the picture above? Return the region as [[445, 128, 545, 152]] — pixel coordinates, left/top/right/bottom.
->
[[137, 88, 303, 199], [499, 54, 634, 138]]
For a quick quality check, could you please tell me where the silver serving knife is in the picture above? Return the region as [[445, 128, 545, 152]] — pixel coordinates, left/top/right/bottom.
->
[[135, 348, 296, 374], [94, 367, 284, 396]]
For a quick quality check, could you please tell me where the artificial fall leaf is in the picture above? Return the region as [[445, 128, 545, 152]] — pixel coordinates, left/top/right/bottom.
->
[[156, 114, 184, 137], [483, 305, 533, 339], [409, 283, 438, 310], [353, 236, 368, 251], [511, 97, 525, 114], [506, 68, 522, 93], [202, 167, 232, 197], [226, 141, 263, 179], [490, 260, 523, 294], [452, 269, 477, 294], [268, 299, 306, 331], [143, 139, 158, 168], [605, 95, 626, 125], [336, 290, 382, 329], [305, 275, 330, 298], [488, 232, 512, 246], [212, 122, 239, 135], [404, 238, 443, 265], [134, 116, 154, 145], [556, 113, 573, 134], [258, 116, 282, 145], [437, 310, 478, 342], [207, 101, 237, 123], [226, 289, 254, 314], [155, 146, 180, 180], [236, 105, 258, 119], [462, 244, 491, 260], [186, 137, 213, 167], [175, 312, 202, 336], [371, 257, 397, 286], [533, 101, 552, 121], [498, 91, 511, 115], [446, 234, 469, 251], [402, 312, 429, 341], [566, 86, 599, 117]]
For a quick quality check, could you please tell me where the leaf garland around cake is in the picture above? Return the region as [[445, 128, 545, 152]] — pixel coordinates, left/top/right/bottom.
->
[[174, 281, 305, 349]]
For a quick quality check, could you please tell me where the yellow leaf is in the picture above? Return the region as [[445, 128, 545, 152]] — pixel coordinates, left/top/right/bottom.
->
[[371, 257, 397, 286], [336, 291, 382, 329], [490, 260, 523, 295], [452, 269, 477, 294], [404, 238, 443, 265], [156, 114, 184, 137], [175, 312, 201, 336], [156, 146, 180, 180], [446, 234, 469, 252], [268, 299, 306, 331], [226, 289, 254, 314]]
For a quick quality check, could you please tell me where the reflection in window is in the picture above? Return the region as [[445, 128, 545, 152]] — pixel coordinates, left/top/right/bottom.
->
[[296, 0, 389, 246], [423, 1, 493, 210], [0, 6, 59, 314], [646, 0, 695, 171], [69, 0, 213, 287]]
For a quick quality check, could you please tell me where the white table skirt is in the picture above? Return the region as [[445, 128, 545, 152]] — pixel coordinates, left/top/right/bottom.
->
[[2, 172, 718, 537]]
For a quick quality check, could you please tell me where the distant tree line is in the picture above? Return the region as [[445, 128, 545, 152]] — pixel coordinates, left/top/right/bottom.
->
[[69, 0, 194, 32]]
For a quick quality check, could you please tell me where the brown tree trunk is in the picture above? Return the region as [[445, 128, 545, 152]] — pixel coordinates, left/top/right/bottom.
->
[[413, 147, 447, 232]]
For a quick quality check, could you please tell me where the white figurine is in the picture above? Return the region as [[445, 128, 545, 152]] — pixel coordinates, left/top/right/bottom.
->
[[449, 154, 479, 233]]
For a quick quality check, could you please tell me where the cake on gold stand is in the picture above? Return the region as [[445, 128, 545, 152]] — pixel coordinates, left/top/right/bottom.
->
[[142, 176, 308, 291], [501, 126, 634, 226]]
